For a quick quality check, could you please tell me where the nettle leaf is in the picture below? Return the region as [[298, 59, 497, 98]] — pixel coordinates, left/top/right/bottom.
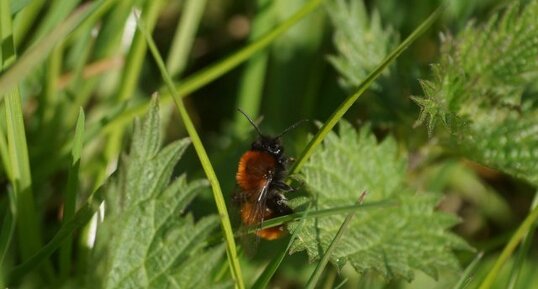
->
[[327, 0, 396, 90], [413, 0, 538, 185], [414, 0, 538, 132], [90, 98, 232, 289], [290, 121, 471, 281], [458, 114, 538, 186]]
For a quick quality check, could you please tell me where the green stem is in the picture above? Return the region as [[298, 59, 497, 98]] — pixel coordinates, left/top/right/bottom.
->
[[0, 190, 17, 266], [8, 188, 104, 285], [246, 199, 395, 234], [75, 0, 324, 146], [59, 109, 85, 279], [0, 1, 111, 98], [289, 6, 442, 175], [453, 252, 483, 289], [13, 0, 46, 47], [98, 0, 164, 188], [233, 0, 274, 135], [507, 192, 538, 289], [136, 14, 246, 289], [478, 204, 538, 289], [251, 203, 312, 289], [1, 0, 43, 263], [305, 192, 366, 289], [166, 0, 208, 77]]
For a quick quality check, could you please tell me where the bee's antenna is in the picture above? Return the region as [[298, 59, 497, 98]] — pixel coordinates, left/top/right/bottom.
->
[[237, 108, 263, 137], [276, 119, 310, 139]]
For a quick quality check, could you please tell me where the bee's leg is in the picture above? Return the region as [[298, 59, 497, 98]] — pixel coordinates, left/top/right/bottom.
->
[[272, 181, 295, 193], [287, 175, 305, 189], [267, 192, 293, 216]]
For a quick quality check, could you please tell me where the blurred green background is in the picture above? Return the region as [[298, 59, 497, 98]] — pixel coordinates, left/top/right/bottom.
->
[[1, 0, 537, 288]]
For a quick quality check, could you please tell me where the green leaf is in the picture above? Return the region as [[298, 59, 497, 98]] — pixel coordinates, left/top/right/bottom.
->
[[289, 5, 441, 175], [327, 0, 396, 90], [290, 121, 471, 281], [90, 98, 231, 289], [137, 16, 245, 288], [413, 0, 538, 185], [457, 116, 538, 186], [305, 193, 366, 289]]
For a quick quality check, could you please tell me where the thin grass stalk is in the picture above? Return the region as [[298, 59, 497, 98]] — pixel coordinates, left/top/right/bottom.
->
[[289, 6, 442, 175], [0, 1, 112, 97], [245, 199, 395, 234], [453, 252, 484, 289], [13, 0, 46, 47], [34, 0, 81, 41], [98, 0, 164, 187], [478, 204, 538, 289], [305, 192, 366, 289], [251, 203, 312, 289], [75, 0, 325, 145], [0, 190, 17, 266], [136, 15, 245, 289], [166, 0, 207, 77], [506, 192, 538, 289], [0, 0, 43, 263], [233, 0, 274, 135], [8, 188, 104, 285], [59, 109, 85, 279]]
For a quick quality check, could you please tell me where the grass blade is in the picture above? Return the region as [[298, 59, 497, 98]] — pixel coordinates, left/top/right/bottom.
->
[[246, 199, 396, 234], [0, 190, 17, 266], [233, 0, 274, 135], [77, 0, 324, 144], [305, 192, 367, 289], [507, 192, 538, 289], [136, 14, 245, 289], [289, 6, 442, 175], [251, 203, 312, 289], [59, 108, 85, 279], [166, 0, 207, 77], [333, 278, 348, 289], [34, 0, 81, 41], [98, 0, 164, 187], [453, 252, 484, 289], [478, 203, 538, 289], [36, 44, 63, 144], [13, 0, 45, 47], [0, 122, 12, 180], [0, 0, 112, 98], [1, 0, 43, 262], [8, 189, 104, 285]]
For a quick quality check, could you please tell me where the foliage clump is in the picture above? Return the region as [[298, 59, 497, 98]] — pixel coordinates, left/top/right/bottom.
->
[[90, 98, 231, 289], [290, 121, 471, 281], [327, 0, 397, 89], [413, 0, 538, 185]]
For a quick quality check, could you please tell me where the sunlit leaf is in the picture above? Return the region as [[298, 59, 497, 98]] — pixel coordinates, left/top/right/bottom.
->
[[290, 121, 471, 281], [89, 98, 232, 289], [327, 0, 396, 90], [413, 0, 538, 185]]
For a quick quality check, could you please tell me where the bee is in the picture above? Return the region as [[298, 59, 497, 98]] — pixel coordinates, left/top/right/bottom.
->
[[234, 109, 306, 240]]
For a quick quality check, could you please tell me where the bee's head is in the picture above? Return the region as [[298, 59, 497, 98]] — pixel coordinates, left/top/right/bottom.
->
[[252, 136, 283, 157], [237, 108, 308, 158]]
